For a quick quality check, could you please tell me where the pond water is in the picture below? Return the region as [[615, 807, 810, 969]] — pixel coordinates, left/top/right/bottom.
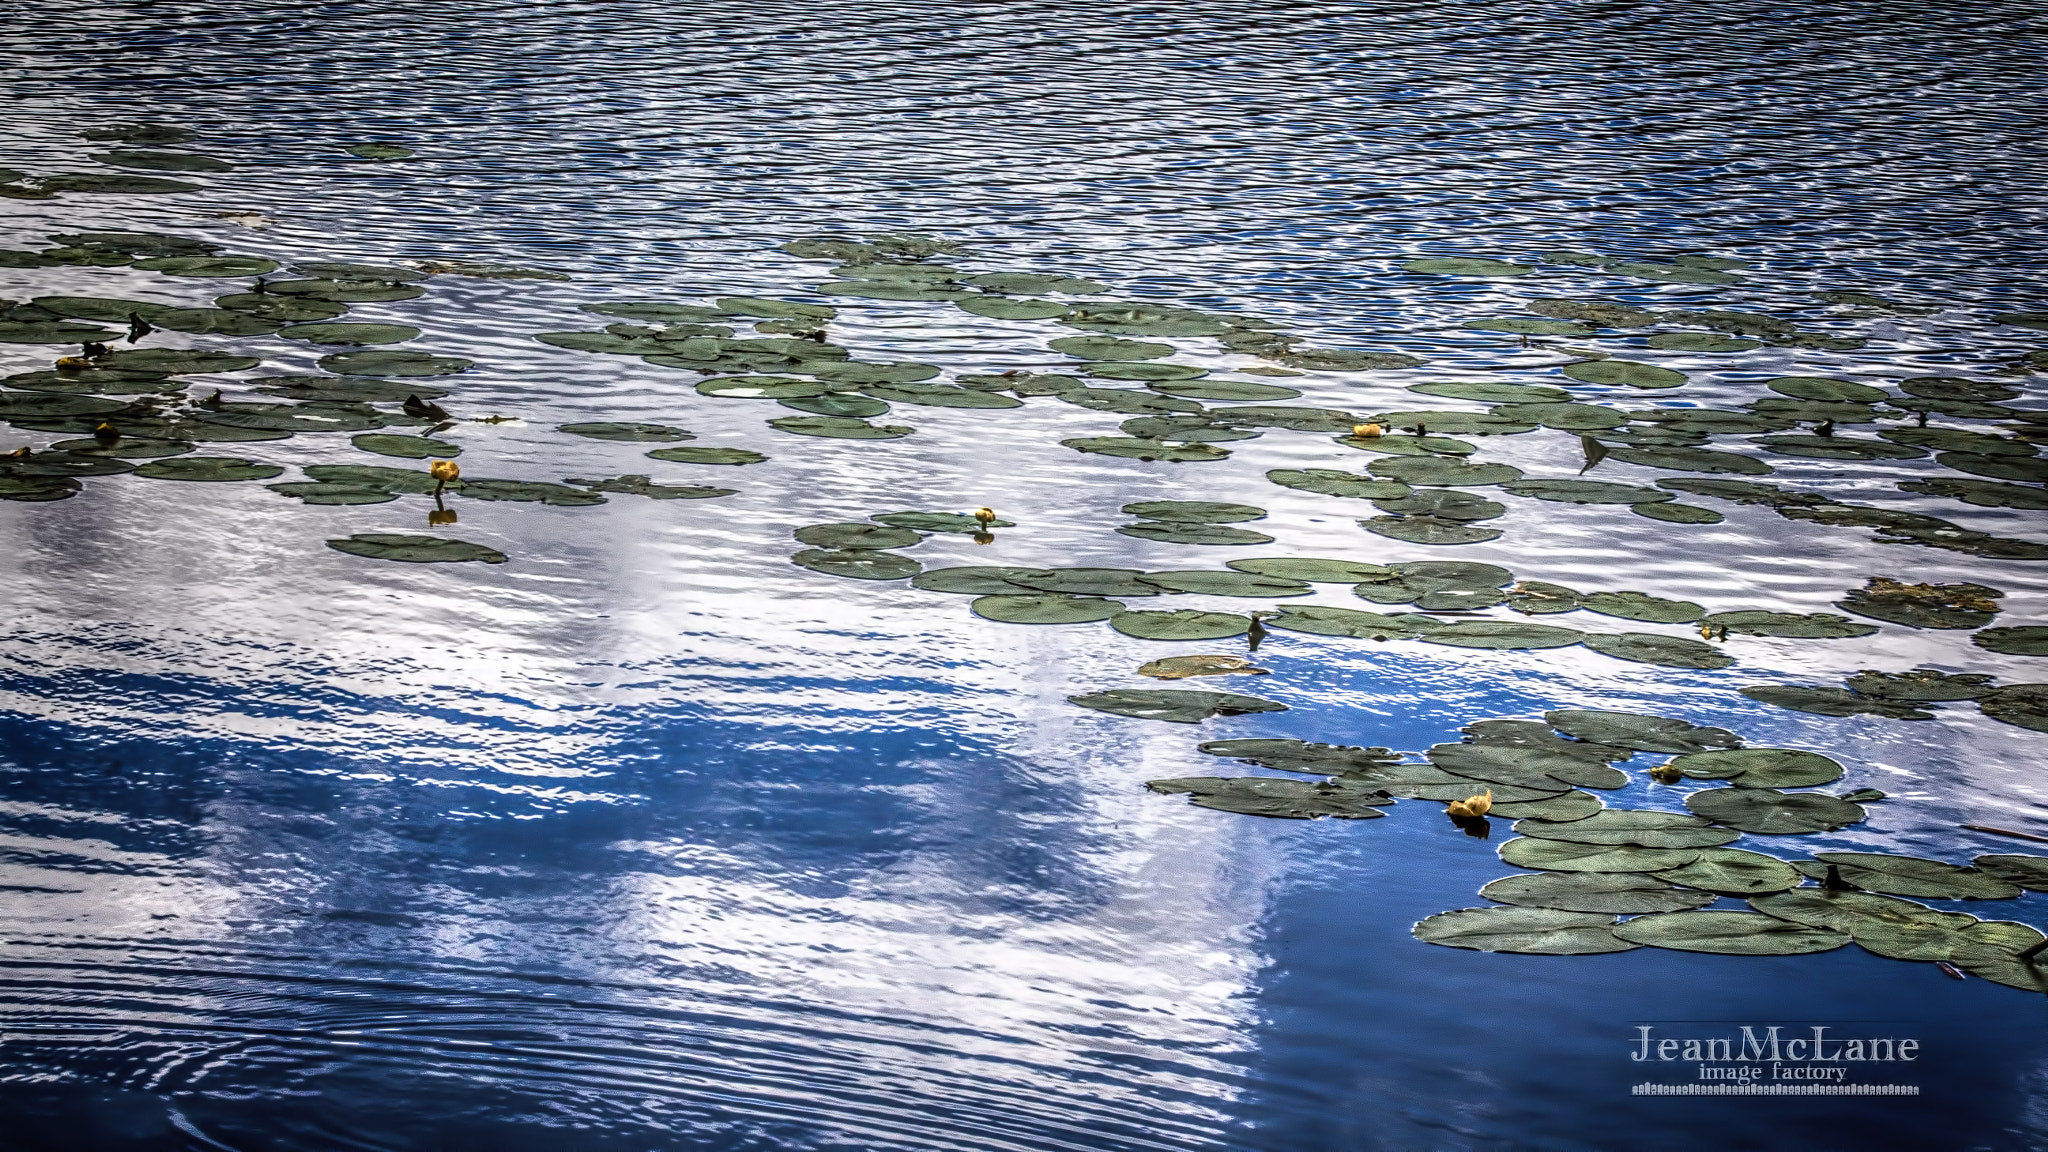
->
[[2, 3, 2047, 1149]]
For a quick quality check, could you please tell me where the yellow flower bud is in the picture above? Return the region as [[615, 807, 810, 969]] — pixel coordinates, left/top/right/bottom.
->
[[1445, 789, 1493, 818], [1352, 422, 1383, 439], [973, 506, 996, 525], [429, 460, 460, 483]]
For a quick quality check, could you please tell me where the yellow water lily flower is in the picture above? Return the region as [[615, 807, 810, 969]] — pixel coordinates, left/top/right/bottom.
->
[[1352, 422, 1384, 439], [429, 460, 460, 483], [973, 506, 997, 525], [1445, 789, 1493, 818]]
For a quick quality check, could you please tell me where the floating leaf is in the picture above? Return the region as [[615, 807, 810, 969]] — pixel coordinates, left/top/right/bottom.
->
[[1371, 489, 1505, 521], [1951, 924, 2048, 991], [909, 566, 1040, 594], [1582, 632, 1733, 670], [811, 361, 941, 385], [1644, 332, 1758, 352], [1700, 610, 1876, 639], [1739, 685, 1932, 721], [1974, 855, 2048, 893], [1547, 709, 1740, 753], [346, 144, 413, 160], [0, 321, 120, 343], [1402, 257, 1533, 277], [1264, 469, 1410, 499], [558, 422, 693, 442], [279, 322, 420, 345], [1220, 406, 1362, 433], [791, 548, 919, 580], [1580, 591, 1703, 624], [1753, 434, 1923, 461], [455, 480, 605, 506], [268, 481, 397, 505], [1465, 318, 1593, 336], [1010, 568, 1161, 597], [1480, 872, 1716, 914], [320, 350, 470, 376], [1498, 837, 1701, 873], [972, 594, 1124, 623], [1364, 516, 1504, 545], [956, 296, 1070, 320], [1605, 262, 1742, 286], [1112, 609, 1252, 641], [862, 383, 1018, 409], [793, 522, 922, 550], [963, 272, 1105, 295], [214, 293, 347, 321], [818, 280, 966, 301], [1122, 500, 1265, 524], [645, 446, 767, 465], [1838, 577, 2003, 630], [1266, 606, 1436, 640], [1844, 669, 1996, 701], [1061, 437, 1230, 462], [1938, 453, 2048, 483], [1139, 655, 1269, 679], [1430, 744, 1627, 790], [132, 255, 278, 277], [1765, 376, 1889, 403], [353, 433, 459, 459], [1069, 689, 1287, 723], [1492, 402, 1627, 431], [302, 464, 440, 494], [293, 262, 428, 281], [1515, 809, 1737, 848], [1530, 298, 1660, 327], [1881, 427, 2036, 457], [1411, 381, 1572, 404], [1808, 852, 2022, 900], [1652, 848, 1802, 894], [1412, 907, 1635, 954], [1227, 557, 1395, 583], [769, 415, 912, 439], [1137, 570, 1311, 597], [327, 533, 506, 564], [698, 377, 827, 398], [0, 476, 79, 501], [1117, 522, 1275, 545], [1339, 433, 1478, 457], [1049, 335, 1172, 361], [1685, 787, 1865, 834], [132, 457, 283, 482], [1613, 910, 1847, 955], [1367, 456, 1522, 486], [1421, 622, 1583, 650], [38, 173, 201, 195], [1506, 581, 1583, 614], [1974, 627, 2048, 657], [1199, 738, 1410, 777], [1670, 748, 1842, 788], [1562, 361, 1686, 389], [872, 511, 1015, 533], [565, 475, 734, 500], [1605, 445, 1772, 475], [1148, 776, 1390, 819], [1503, 479, 1671, 505]]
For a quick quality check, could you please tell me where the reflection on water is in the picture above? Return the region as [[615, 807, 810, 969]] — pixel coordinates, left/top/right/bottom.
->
[[2, 0, 2047, 1148]]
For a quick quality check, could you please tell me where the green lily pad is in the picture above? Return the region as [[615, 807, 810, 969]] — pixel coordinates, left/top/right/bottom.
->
[[1499, 837, 1701, 873], [963, 272, 1105, 295], [1049, 335, 1173, 361], [1606, 445, 1772, 475], [133, 255, 278, 277], [645, 447, 767, 465], [1701, 610, 1877, 639], [47, 229, 212, 255], [769, 415, 912, 439], [1644, 332, 1759, 352], [1402, 257, 1533, 277], [1507, 581, 1583, 614], [1548, 709, 1739, 753], [132, 457, 284, 482], [1582, 632, 1734, 670], [268, 481, 398, 505], [1218, 406, 1361, 433], [1412, 907, 1635, 954], [327, 533, 505, 563], [195, 402, 382, 433], [1120, 415, 1259, 443], [1750, 890, 1981, 961], [1563, 361, 1686, 389], [1118, 522, 1275, 545], [51, 437, 194, 458], [0, 393, 129, 420], [38, 173, 201, 195], [973, 594, 1124, 623], [1481, 872, 1716, 915], [1753, 435, 1925, 461], [1411, 382, 1573, 404], [1338, 433, 1478, 457], [1466, 318, 1594, 336], [303, 464, 444, 494], [346, 144, 414, 160], [1529, 298, 1660, 327], [1807, 852, 2022, 900], [1198, 739, 1409, 777], [1492, 402, 1628, 432], [1420, 622, 1583, 650], [783, 394, 891, 418], [1900, 375, 2019, 402], [1938, 452, 2048, 483], [1367, 456, 1522, 486], [98, 350, 265, 377], [320, 350, 470, 376], [214, 293, 348, 321], [818, 281, 966, 301], [1268, 348, 1422, 372], [1652, 848, 1802, 895], [911, 567, 1040, 594], [1227, 557, 1395, 583], [1579, 591, 1703, 624], [1973, 855, 2048, 892], [558, 422, 693, 442], [0, 321, 121, 343], [1123, 500, 1265, 523], [1844, 669, 1996, 701], [1148, 776, 1391, 820], [587, 301, 732, 324], [808, 361, 940, 385], [1975, 627, 2048, 657], [1086, 362, 1208, 382], [1613, 910, 1847, 955], [0, 451, 135, 477], [1881, 428, 2035, 457], [791, 548, 920, 580], [1068, 688, 1287, 723], [1686, 787, 1865, 834], [1766, 376, 1889, 403], [292, 263, 428, 282], [861, 383, 1018, 409], [872, 511, 1015, 533], [455, 479, 605, 506], [1371, 489, 1505, 521], [1606, 262, 1743, 287], [697, 377, 828, 398], [1748, 398, 1880, 424], [1503, 479, 1672, 505], [1058, 387, 1204, 415], [1153, 379, 1301, 402], [1061, 438, 1229, 462], [793, 522, 922, 550], [1364, 516, 1504, 545], [956, 296, 1071, 320], [147, 308, 282, 336], [1950, 924, 2048, 991], [279, 322, 420, 345], [1265, 468, 1410, 499], [1838, 578, 2002, 629], [1739, 685, 1933, 720], [1516, 809, 1737, 849], [1132, 571, 1305, 598], [1265, 606, 1435, 640], [1112, 609, 1252, 641], [29, 295, 180, 322], [1670, 748, 1842, 788], [353, 434, 459, 459], [1430, 744, 1627, 790], [1630, 502, 1724, 524], [1009, 569, 1161, 597]]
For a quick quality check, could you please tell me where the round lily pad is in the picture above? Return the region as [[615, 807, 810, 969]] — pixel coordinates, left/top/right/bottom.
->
[[1068, 689, 1287, 723], [1421, 622, 1583, 650], [1364, 516, 1504, 545], [1429, 744, 1627, 790], [809, 362, 940, 385], [1809, 852, 2022, 900], [455, 480, 605, 506], [215, 293, 347, 321], [1973, 855, 2048, 892], [1482, 872, 1716, 915], [1652, 848, 1802, 895], [1766, 376, 1888, 403], [1154, 379, 1300, 402], [1134, 571, 1308, 597], [1123, 500, 1264, 523], [1410, 381, 1572, 404], [558, 422, 693, 442], [1515, 809, 1737, 849], [1228, 557, 1395, 583], [347, 144, 414, 160], [1218, 406, 1360, 433], [1367, 456, 1522, 486], [1117, 522, 1275, 545], [1563, 361, 1686, 389], [1740, 685, 1932, 720], [872, 511, 1015, 533], [1121, 415, 1258, 443], [645, 447, 766, 465], [353, 434, 459, 459], [1087, 363, 1208, 382], [1976, 627, 2048, 657], [1112, 609, 1252, 641], [1644, 332, 1758, 352], [279, 322, 420, 345], [1266, 606, 1434, 640], [783, 394, 891, 417], [1607, 446, 1772, 475], [132, 255, 278, 277], [0, 321, 121, 344], [1339, 433, 1478, 457], [1492, 402, 1627, 431], [1148, 776, 1390, 819], [1580, 591, 1703, 624], [1750, 890, 1980, 961], [51, 437, 194, 458], [911, 567, 1040, 594], [4, 451, 135, 477], [147, 308, 281, 336], [292, 262, 427, 281], [973, 594, 1123, 623], [1138, 655, 1268, 679], [1009, 568, 1160, 597], [97, 348, 259, 375], [862, 383, 1018, 409], [132, 457, 283, 482], [956, 296, 1070, 320], [1498, 838, 1701, 873], [1951, 925, 2048, 991], [1503, 479, 1672, 505], [768, 416, 912, 439], [1581, 632, 1733, 670], [1701, 610, 1877, 639], [1938, 452, 2048, 483], [1613, 911, 1848, 955], [1412, 907, 1634, 954], [0, 476, 80, 501], [1753, 434, 1925, 461], [320, 350, 470, 376], [1402, 257, 1533, 277], [40, 173, 200, 195], [1548, 709, 1740, 753], [1466, 318, 1594, 336], [275, 280, 428, 304], [791, 548, 920, 580], [1049, 335, 1172, 361], [327, 533, 506, 563], [1838, 578, 2002, 630], [1671, 748, 1841, 788], [268, 481, 397, 505], [1266, 468, 1410, 499], [1507, 581, 1583, 614], [793, 522, 922, 550], [1606, 262, 1743, 286], [1630, 502, 1723, 524], [1685, 787, 1865, 834], [698, 377, 826, 398], [818, 281, 965, 301], [1844, 669, 1996, 701], [1371, 489, 1504, 521], [1880, 428, 2035, 456], [963, 272, 1105, 295]]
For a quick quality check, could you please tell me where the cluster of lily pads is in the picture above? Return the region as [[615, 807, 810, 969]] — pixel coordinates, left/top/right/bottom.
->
[[1143, 706, 2048, 991]]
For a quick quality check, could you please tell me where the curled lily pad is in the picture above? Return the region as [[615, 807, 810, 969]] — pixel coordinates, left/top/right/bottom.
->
[[1503, 479, 1671, 505], [1652, 848, 1802, 895], [353, 434, 459, 459], [1845, 669, 1996, 701], [1138, 655, 1269, 679], [1739, 685, 1932, 720], [1562, 361, 1686, 389], [1148, 776, 1390, 819], [1613, 910, 1846, 955], [1808, 852, 2022, 900], [1974, 855, 2048, 892], [1228, 557, 1395, 583], [1547, 710, 1740, 753], [1266, 606, 1435, 640], [1670, 748, 1842, 788], [1516, 809, 1737, 849], [910, 566, 1041, 594], [1606, 446, 1771, 475], [1118, 522, 1275, 545], [793, 523, 922, 550], [1499, 838, 1700, 873], [558, 422, 693, 442], [972, 594, 1123, 623], [1582, 632, 1733, 670], [1975, 627, 2048, 657], [1402, 257, 1532, 277], [1412, 908, 1634, 954], [1069, 689, 1287, 723], [279, 322, 419, 345], [872, 511, 1015, 533], [645, 447, 766, 465], [133, 255, 278, 277], [1112, 609, 1252, 641], [1685, 787, 1864, 834], [956, 296, 1070, 320], [792, 548, 920, 580], [1701, 610, 1876, 639], [132, 457, 283, 482], [1123, 500, 1264, 523], [1266, 468, 1410, 499], [1061, 437, 1229, 462], [1631, 502, 1724, 524], [328, 534, 506, 563], [1421, 622, 1583, 650], [769, 415, 912, 439], [1481, 872, 1715, 915], [320, 350, 470, 376], [1367, 457, 1521, 486], [1838, 577, 2001, 629], [1138, 571, 1311, 597]]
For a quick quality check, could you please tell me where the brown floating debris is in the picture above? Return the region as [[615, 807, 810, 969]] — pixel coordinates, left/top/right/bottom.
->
[[1965, 824, 2048, 845]]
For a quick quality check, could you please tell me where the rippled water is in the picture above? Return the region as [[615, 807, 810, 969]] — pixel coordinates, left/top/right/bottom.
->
[[3, 3, 2048, 1149]]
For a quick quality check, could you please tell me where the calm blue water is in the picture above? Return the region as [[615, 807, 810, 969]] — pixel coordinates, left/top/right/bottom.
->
[[2, 2, 2047, 1149]]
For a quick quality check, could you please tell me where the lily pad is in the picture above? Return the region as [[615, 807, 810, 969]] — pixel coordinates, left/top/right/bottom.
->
[[697, 377, 828, 399], [147, 308, 282, 336], [791, 548, 920, 580], [455, 480, 606, 506], [1750, 890, 1981, 961], [558, 422, 694, 442], [1492, 402, 1628, 432], [1466, 318, 1594, 337], [132, 255, 278, 277], [1364, 516, 1504, 545], [1753, 435, 1925, 461], [1562, 361, 1686, 389], [1503, 479, 1671, 505], [1138, 571, 1311, 597], [1630, 502, 1724, 524], [1547, 709, 1739, 754], [1217, 406, 1360, 433], [1371, 489, 1505, 521], [1061, 438, 1229, 462], [1605, 262, 1743, 287], [1498, 838, 1701, 873], [645, 447, 767, 465], [303, 464, 441, 495], [1421, 622, 1583, 650], [769, 416, 912, 439], [1606, 445, 1772, 475], [353, 434, 459, 459], [818, 281, 966, 301], [1430, 744, 1628, 790], [1700, 610, 1877, 639], [1123, 500, 1265, 523], [214, 293, 348, 321], [1581, 591, 1704, 624], [1973, 855, 2048, 892], [793, 522, 922, 550], [1938, 453, 2048, 484], [1068, 689, 1287, 723], [1739, 685, 1932, 720], [1652, 848, 1803, 894], [327, 533, 506, 564], [1112, 610, 1252, 641], [1266, 468, 1411, 499], [1844, 669, 1997, 701], [1670, 748, 1842, 788], [1412, 907, 1635, 954], [1228, 557, 1395, 583], [1613, 910, 1847, 955], [1766, 376, 1889, 403], [1339, 433, 1479, 457], [1118, 522, 1275, 545], [956, 296, 1071, 320], [1266, 606, 1436, 640], [1507, 581, 1583, 614], [51, 437, 194, 459], [1367, 457, 1522, 486], [809, 362, 940, 385], [1049, 335, 1173, 361], [292, 262, 427, 282], [1154, 379, 1301, 402], [1838, 577, 2001, 629], [279, 322, 419, 345], [320, 350, 470, 376], [1009, 568, 1160, 597], [1121, 415, 1258, 443], [909, 566, 1041, 594], [1529, 298, 1660, 327], [1951, 925, 2048, 991], [963, 272, 1105, 295], [1087, 363, 1209, 382], [1808, 852, 2022, 900], [268, 481, 398, 505], [862, 384, 1018, 409], [1402, 257, 1533, 277], [132, 457, 283, 482], [1138, 655, 1269, 679], [1644, 332, 1759, 352], [39, 173, 200, 195], [98, 349, 263, 376], [1481, 872, 1716, 915], [1686, 787, 1865, 834], [973, 594, 1124, 623], [346, 144, 413, 160], [1881, 428, 2035, 457], [1975, 627, 2048, 657], [779, 393, 890, 418], [0, 321, 121, 343], [872, 511, 1015, 533], [1148, 776, 1390, 819], [1582, 632, 1734, 670], [1411, 381, 1573, 404], [1516, 809, 1737, 849], [1198, 739, 1409, 777]]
